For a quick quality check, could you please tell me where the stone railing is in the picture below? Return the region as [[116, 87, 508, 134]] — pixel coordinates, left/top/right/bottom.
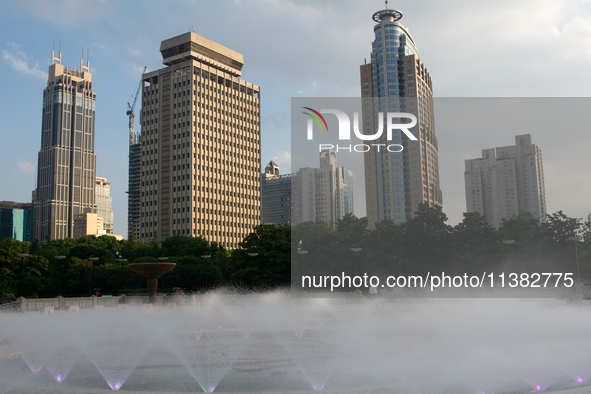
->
[[15, 295, 124, 311], [11, 294, 188, 312]]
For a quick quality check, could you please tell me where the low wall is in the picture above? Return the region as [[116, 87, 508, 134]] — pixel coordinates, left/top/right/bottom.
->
[[15, 296, 126, 311]]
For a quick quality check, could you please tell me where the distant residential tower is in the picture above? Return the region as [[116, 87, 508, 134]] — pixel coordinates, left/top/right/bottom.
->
[[291, 150, 354, 228], [464, 134, 547, 228]]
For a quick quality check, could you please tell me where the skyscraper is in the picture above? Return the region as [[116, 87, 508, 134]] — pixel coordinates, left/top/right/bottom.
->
[[291, 150, 354, 228], [465, 134, 547, 228], [139, 32, 261, 248], [95, 176, 113, 234], [360, 7, 442, 228], [35, 47, 96, 241], [128, 134, 141, 239]]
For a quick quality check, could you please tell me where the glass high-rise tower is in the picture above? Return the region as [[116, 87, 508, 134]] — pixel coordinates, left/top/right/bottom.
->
[[360, 7, 442, 228], [35, 48, 96, 241]]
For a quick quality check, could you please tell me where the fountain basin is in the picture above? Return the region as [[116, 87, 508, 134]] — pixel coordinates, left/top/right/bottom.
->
[[128, 263, 176, 302]]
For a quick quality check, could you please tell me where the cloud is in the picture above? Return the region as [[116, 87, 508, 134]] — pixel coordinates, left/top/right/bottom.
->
[[271, 151, 291, 167], [17, 160, 36, 175], [2, 42, 47, 80], [297, 81, 318, 96]]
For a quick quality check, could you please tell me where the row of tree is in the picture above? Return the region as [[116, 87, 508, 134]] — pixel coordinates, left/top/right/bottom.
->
[[292, 206, 590, 288], [0, 225, 290, 298], [0, 205, 588, 298]]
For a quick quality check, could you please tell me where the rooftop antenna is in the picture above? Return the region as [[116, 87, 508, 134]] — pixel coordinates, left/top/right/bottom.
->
[[80, 46, 90, 73], [385, 0, 388, 9], [51, 38, 62, 65]]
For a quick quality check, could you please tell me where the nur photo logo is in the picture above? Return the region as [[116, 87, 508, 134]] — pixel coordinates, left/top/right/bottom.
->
[[302, 107, 418, 152]]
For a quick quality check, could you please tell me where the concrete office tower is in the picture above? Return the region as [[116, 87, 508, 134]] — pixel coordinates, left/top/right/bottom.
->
[[0, 202, 34, 242], [360, 7, 442, 228], [139, 32, 261, 248], [292, 150, 354, 228], [35, 47, 96, 241], [465, 134, 547, 229], [95, 176, 113, 234], [261, 161, 293, 225]]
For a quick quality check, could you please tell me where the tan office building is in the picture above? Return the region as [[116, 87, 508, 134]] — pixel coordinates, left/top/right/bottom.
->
[[139, 32, 261, 248], [360, 7, 442, 228]]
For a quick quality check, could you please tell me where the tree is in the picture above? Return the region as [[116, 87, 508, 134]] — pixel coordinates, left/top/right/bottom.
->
[[227, 224, 291, 288]]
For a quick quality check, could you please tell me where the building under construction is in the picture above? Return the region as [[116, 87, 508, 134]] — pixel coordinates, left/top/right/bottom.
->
[[127, 67, 145, 239]]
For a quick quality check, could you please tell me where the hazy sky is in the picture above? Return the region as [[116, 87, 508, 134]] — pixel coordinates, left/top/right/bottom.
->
[[1, 0, 590, 236]]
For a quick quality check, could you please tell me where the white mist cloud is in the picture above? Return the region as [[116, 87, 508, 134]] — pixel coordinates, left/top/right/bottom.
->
[[2, 42, 47, 80], [271, 151, 291, 167], [17, 160, 35, 175]]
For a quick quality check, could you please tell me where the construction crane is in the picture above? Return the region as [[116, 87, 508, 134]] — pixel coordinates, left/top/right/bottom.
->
[[127, 66, 147, 145]]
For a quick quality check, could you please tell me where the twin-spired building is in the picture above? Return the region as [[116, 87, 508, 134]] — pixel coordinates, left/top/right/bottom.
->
[[139, 32, 261, 248], [35, 49, 96, 241], [360, 7, 442, 228]]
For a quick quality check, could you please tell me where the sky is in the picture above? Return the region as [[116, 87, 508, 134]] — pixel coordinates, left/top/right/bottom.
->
[[1, 0, 590, 237]]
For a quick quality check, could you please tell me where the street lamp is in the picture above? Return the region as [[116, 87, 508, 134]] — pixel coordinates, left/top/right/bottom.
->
[[248, 253, 258, 290], [55, 255, 66, 296], [88, 257, 99, 296], [503, 240, 515, 264], [567, 235, 582, 282], [201, 255, 211, 291], [17, 253, 29, 297], [351, 248, 363, 289], [117, 258, 127, 294]]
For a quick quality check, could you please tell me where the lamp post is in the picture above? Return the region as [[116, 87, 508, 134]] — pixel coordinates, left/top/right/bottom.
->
[[17, 253, 29, 297], [248, 253, 258, 290], [118, 258, 127, 294], [502, 240, 515, 265], [88, 257, 99, 296], [567, 236, 582, 282], [351, 248, 363, 291], [201, 255, 211, 291], [55, 255, 66, 296]]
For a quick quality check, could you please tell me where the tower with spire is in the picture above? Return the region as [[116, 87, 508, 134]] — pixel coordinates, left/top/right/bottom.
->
[[360, 5, 442, 228], [35, 42, 97, 241]]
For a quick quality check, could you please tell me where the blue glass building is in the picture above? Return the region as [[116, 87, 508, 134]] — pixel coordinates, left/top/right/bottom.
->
[[361, 7, 442, 228], [261, 161, 293, 226], [0, 202, 35, 242]]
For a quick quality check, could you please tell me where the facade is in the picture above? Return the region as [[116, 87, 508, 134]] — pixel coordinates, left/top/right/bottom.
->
[[464, 134, 547, 229], [292, 150, 354, 228], [35, 49, 96, 241], [128, 140, 141, 239], [73, 212, 103, 239], [95, 176, 113, 234], [261, 161, 292, 225], [360, 7, 442, 228], [73, 212, 124, 240], [139, 32, 261, 248], [0, 201, 34, 242]]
